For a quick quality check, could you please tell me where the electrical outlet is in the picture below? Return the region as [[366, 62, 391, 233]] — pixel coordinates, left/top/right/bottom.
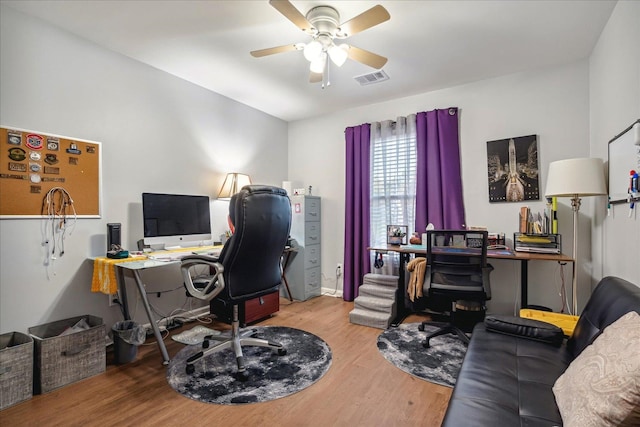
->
[[108, 290, 121, 307], [336, 263, 343, 277]]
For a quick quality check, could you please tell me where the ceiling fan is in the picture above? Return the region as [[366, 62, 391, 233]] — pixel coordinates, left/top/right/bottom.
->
[[250, 0, 390, 85]]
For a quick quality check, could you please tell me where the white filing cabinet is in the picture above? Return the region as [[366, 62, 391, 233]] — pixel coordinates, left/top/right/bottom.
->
[[285, 195, 321, 301]]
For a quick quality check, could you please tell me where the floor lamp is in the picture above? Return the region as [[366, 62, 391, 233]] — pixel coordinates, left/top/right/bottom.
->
[[545, 158, 606, 314]]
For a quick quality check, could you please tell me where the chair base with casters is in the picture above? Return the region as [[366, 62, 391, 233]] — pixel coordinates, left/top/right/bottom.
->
[[184, 304, 286, 381], [419, 321, 470, 348], [419, 300, 486, 348]]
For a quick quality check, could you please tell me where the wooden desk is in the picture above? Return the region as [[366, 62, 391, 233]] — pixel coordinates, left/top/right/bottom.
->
[[368, 245, 574, 326]]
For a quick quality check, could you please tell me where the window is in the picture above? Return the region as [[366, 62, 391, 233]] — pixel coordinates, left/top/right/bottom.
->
[[370, 117, 417, 249]]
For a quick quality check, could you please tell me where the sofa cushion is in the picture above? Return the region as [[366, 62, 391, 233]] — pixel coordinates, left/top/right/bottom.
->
[[568, 276, 640, 359], [485, 314, 564, 346], [553, 311, 640, 427]]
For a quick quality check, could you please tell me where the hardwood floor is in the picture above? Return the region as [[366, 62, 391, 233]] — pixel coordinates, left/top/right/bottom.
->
[[0, 296, 451, 426]]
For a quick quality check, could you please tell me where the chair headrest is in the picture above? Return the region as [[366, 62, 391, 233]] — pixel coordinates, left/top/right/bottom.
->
[[239, 185, 288, 197]]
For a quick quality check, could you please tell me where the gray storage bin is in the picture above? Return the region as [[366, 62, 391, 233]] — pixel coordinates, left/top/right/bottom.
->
[[0, 332, 33, 410], [28, 315, 106, 394]]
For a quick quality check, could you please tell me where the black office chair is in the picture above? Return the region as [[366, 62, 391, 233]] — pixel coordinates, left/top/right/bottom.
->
[[418, 230, 493, 348], [180, 185, 291, 380]]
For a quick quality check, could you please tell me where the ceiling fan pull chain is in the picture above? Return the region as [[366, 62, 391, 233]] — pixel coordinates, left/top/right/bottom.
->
[[322, 60, 330, 89]]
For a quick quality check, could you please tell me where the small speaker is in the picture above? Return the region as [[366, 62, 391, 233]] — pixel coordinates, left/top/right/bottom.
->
[[107, 223, 121, 251]]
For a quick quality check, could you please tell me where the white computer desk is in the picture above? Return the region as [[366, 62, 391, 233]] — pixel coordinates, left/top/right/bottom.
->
[[94, 246, 221, 365]]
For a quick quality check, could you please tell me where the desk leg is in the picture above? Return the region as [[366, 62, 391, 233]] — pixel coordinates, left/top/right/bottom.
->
[[521, 260, 528, 309], [390, 252, 410, 327], [132, 270, 170, 365], [281, 252, 293, 302], [116, 266, 131, 320]]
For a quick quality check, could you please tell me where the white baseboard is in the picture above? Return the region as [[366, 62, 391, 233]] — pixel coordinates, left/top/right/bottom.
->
[[321, 287, 343, 298]]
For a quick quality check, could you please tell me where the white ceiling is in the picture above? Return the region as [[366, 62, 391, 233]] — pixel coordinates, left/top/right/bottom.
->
[[3, 0, 616, 122]]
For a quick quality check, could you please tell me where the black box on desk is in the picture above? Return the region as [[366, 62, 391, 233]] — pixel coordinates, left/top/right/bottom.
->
[[514, 233, 561, 254], [0, 332, 33, 410], [28, 315, 105, 394]]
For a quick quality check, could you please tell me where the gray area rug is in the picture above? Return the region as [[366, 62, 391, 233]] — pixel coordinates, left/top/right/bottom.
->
[[167, 326, 331, 404], [377, 322, 467, 387]]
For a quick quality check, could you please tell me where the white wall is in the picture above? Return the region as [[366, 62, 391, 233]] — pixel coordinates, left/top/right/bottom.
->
[[3, 2, 637, 336], [289, 61, 598, 314], [589, 0, 640, 288], [0, 6, 288, 334]]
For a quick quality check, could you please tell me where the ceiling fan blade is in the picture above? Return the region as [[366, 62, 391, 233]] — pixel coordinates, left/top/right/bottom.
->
[[309, 71, 323, 83], [346, 45, 388, 69], [269, 0, 315, 34], [338, 5, 390, 38], [250, 44, 299, 57]]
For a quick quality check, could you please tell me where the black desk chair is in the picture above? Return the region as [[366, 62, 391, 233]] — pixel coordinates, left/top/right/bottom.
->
[[419, 230, 493, 348], [180, 185, 291, 380]]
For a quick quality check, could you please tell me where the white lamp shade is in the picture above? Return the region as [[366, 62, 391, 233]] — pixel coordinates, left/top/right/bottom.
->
[[303, 40, 322, 62], [310, 52, 327, 73], [545, 158, 606, 197], [217, 173, 252, 199], [328, 44, 348, 67]]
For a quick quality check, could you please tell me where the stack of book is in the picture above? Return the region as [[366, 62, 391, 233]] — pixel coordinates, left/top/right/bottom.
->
[[519, 198, 558, 235]]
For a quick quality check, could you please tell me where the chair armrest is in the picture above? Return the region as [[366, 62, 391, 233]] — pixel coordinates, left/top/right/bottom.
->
[[485, 314, 564, 347], [180, 255, 225, 301]]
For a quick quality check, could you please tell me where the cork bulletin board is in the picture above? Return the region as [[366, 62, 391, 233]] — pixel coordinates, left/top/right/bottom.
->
[[0, 126, 101, 218]]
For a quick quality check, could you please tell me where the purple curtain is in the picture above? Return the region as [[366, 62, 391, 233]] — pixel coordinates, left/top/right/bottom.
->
[[415, 108, 466, 231], [343, 124, 371, 301]]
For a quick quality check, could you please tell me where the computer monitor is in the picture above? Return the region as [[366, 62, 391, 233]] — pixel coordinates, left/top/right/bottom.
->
[[142, 192, 212, 249]]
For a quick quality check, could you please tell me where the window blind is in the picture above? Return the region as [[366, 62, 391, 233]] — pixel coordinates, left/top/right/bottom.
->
[[370, 125, 417, 248]]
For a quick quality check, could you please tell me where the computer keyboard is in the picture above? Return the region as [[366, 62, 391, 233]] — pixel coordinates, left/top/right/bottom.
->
[[191, 250, 221, 257], [149, 249, 221, 261], [148, 253, 183, 261]]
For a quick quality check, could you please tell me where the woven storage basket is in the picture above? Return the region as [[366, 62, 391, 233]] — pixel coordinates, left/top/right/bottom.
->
[[28, 315, 105, 394], [0, 332, 33, 410]]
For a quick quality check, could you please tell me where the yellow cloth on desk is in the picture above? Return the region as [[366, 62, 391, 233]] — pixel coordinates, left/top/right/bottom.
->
[[91, 257, 137, 295], [407, 257, 427, 302]]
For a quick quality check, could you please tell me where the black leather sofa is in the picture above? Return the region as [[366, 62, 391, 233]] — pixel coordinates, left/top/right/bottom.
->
[[442, 276, 640, 426]]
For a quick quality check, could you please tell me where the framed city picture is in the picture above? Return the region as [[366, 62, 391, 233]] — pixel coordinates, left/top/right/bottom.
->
[[486, 134, 540, 203]]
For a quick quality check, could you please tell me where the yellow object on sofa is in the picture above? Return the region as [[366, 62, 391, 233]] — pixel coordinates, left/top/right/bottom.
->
[[519, 309, 579, 337]]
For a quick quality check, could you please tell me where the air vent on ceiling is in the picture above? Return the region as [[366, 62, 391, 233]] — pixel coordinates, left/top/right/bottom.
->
[[354, 69, 389, 86]]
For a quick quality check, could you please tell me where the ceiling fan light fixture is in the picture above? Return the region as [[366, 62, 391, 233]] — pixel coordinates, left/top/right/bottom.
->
[[254, 1, 390, 84], [328, 43, 348, 67], [309, 52, 327, 73], [303, 40, 322, 62]]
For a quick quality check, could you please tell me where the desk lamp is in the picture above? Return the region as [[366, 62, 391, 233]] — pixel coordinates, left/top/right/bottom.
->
[[545, 157, 606, 314], [217, 173, 252, 199]]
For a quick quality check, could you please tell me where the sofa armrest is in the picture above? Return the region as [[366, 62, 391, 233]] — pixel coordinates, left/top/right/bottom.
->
[[485, 315, 564, 347]]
